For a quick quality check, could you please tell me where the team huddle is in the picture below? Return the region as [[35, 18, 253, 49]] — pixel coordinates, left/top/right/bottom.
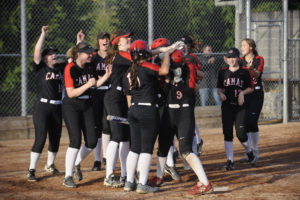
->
[[27, 26, 264, 196]]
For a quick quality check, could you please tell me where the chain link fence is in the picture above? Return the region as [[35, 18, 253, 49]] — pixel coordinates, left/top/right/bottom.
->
[[0, 0, 299, 123], [289, 39, 300, 121]]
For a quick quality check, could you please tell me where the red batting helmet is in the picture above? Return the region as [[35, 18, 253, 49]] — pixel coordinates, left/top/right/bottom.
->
[[130, 40, 150, 58], [171, 50, 185, 63], [151, 38, 170, 50]]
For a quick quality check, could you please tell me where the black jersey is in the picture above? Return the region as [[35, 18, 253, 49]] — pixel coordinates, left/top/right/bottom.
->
[[64, 62, 96, 99], [123, 62, 160, 104], [92, 51, 109, 87], [217, 66, 253, 105], [33, 61, 65, 100], [108, 51, 132, 89], [166, 62, 197, 106], [240, 55, 264, 91]]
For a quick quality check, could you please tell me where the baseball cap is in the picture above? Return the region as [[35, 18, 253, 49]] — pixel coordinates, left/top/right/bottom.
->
[[181, 35, 193, 45], [76, 42, 95, 54], [42, 46, 58, 58], [112, 31, 133, 45], [97, 32, 110, 40], [226, 47, 240, 58]]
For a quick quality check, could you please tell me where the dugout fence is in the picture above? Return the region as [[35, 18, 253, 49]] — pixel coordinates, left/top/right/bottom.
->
[[0, 0, 299, 123]]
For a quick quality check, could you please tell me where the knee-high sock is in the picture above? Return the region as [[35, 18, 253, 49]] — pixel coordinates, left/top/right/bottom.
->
[[138, 153, 152, 185], [241, 140, 252, 153], [186, 153, 209, 185], [119, 141, 129, 177], [75, 145, 93, 166], [166, 146, 174, 167], [47, 151, 57, 167], [192, 136, 198, 154], [246, 132, 252, 150], [195, 122, 201, 144], [126, 151, 139, 183], [224, 141, 234, 162], [157, 156, 167, 178], [105, 141, 119, 178], [29, 152, 41, 170], [65, 147, 79, 178], [251, 132, 259, 151], [94, 138, 102, 161], [102, 133, 110, 159]]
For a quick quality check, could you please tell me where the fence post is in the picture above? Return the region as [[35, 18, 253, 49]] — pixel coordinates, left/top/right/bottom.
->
[[21, 0, 27, 116], [246, 0, 251, 38], [283, 0, 288, 123], [148, 0, 153, 46]]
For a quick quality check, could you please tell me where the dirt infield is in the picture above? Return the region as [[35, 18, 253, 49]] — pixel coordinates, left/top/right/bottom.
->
[[0, 122, 300, 200]]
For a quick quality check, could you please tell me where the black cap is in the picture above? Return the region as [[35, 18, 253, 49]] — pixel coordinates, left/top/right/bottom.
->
[[181, 35, 193, 45], [226, 47, 240, 58], [97, 32, 110, 40], [42, 46, 58, 57], [76, 42, 95, 54]]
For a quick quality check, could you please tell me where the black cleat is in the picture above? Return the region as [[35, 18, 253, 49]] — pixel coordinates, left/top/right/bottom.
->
[[164, 165, 181, 181], [197, 139, 204, 156], [44, 164, 60, 174], [74, 165, 83, 181], [223, 160, 235, 171], [102, 158, 106, 169], [91, 161, 101, 171], [247, 151, 258, 166], [63, 176, 77, 188], [27, 169, 37, 182]]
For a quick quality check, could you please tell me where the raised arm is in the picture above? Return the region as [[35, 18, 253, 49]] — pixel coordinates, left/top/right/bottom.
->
[[34, 26, 48, 64]]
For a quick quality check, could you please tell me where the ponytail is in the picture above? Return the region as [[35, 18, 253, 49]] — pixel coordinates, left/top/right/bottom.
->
[[106, 44, 118, 65], [130, 51, 140, 90]]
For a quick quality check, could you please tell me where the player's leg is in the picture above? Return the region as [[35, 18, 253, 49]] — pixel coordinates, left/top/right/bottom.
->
[[74, 104, 98, 181], [124, 105, 141, 191], [235, 107, 256, 165], [91, 90, 103, 171], [221, 104, 235, 171], [101, 106, 111, 169], [28, 102, 51, 181], [136, 106, 160, 194], [177, 108, 212, 195], [45, 105, 62, 174], [62, 102, 82, 188]]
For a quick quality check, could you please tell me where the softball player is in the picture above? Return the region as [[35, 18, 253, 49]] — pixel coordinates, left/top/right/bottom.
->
[[62, 41, 112, 188], [27, 26, 66, 182], [153, 50, 213, 195], [149, 38, 181, 184], [240, 38, 264, 163], [181, 35, 204, 155], [217, 47, 255, 171], [123, 40, 173, 194], [103, 30, 133, 187], [91, 32, 111, 171]]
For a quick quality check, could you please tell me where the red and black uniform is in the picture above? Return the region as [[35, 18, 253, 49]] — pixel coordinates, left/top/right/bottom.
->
[[32, 61, 65, 153], [185, 52, 202, 71], [63, 62, 97, 149], [123, 62, 160, 154], [158, 62, 197, 157], [91, 52, 111, 137], [104, 51, 131, 142], [240, 56, 264, 132], [217, 66, 253, 143]]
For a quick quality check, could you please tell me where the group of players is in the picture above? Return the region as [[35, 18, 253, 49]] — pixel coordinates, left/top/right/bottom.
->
[[27, 25, 264, 196]]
